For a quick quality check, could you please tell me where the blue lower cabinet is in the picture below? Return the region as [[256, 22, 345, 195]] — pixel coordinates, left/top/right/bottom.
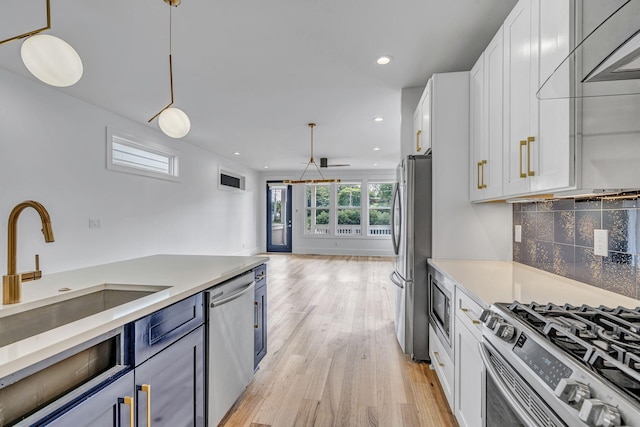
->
[[135, 325, 205, 427], [45, 371, 135, 427]]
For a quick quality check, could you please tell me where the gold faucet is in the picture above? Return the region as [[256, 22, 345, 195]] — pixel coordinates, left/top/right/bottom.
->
[[3, 201, 55, 304]]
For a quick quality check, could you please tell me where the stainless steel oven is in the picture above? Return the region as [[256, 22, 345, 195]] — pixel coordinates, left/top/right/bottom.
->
[[428, 268, 453, 357], [479, 302, 640, 427]]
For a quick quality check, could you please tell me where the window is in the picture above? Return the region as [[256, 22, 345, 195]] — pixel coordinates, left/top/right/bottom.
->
[[303, 180, 392, 238], [336, 183, 361, 235], [368, 182, 393, 236], [305, 184, 330, 234], [107, 128, 179, 181]]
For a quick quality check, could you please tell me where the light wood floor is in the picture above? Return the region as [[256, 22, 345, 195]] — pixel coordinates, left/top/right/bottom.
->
[[221, 254, 458, 427]]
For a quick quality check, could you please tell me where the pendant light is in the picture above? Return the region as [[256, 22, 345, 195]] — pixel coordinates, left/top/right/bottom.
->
[[148, 0, 190, 139], [0, 0, 83, 87], [283, 123, 341, 184]]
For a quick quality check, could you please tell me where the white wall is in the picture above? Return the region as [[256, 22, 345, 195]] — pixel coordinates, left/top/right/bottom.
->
[[260, 169, 396, 256], [0, 69, 260, 275]]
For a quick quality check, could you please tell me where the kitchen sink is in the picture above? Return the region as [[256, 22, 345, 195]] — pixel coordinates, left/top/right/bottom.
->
[[0, 284, 170, 347]]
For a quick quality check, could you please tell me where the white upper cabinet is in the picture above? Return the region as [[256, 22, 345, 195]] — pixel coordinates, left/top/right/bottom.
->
[[413, 79, 432, 155], [502, 0, 574, 197], [470, 27, 504, 202]]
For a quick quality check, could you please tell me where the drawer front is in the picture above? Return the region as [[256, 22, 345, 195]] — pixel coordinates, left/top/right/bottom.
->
[[133, 293, 204, 365], [455, 288, 484, 340], [254, 264, 267, 289], [429, 325, 454, 410]]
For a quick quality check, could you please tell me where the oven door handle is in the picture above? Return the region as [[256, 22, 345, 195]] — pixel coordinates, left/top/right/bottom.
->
[[478, 342, 541, 427]]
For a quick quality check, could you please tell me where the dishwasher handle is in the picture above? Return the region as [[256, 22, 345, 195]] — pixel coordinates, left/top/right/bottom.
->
[[210, 282, 255, 307]]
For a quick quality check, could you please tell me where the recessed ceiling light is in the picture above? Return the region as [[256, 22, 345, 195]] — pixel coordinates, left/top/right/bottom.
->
[[263, 166, 269, 169], [373, 117, 384, 122], [376, 56, 393, 65], [373, 147, 381, 151], [373, 163, 378, 167], [233, 152, 240, 156]]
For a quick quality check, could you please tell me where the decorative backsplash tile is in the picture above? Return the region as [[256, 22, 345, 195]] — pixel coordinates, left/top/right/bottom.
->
[[513, 192, 640, 299]]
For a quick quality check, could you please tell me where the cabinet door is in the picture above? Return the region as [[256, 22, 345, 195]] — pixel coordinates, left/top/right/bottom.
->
[[45, 371, 135, 427], [484, 26, 505, 200], [531, 0, 574, 192], [420, 79, 432, 153], [254, 282, 267, 369], [412, 101, 423, 155], [135, 326, 205, 427], [502, 0, 538, 196], [469, 53, 485, 202], [454, 317, 484, 427]]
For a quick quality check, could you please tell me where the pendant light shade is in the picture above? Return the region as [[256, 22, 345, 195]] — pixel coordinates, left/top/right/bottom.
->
[[159, 107, 191, 138], [21, 34, 83, 87]]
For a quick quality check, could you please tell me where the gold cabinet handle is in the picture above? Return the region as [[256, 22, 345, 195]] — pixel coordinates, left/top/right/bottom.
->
[[433, 351, 445, 367], [519, 140, 527, 178], [480, 160, 487, 189], [122, 396, 134, 427], [254, 301, 259, 329], [139, 384, 151, 427], [460, 307, 481, 325], [416, 129, 422, 152], [527, 136, 535, 176], [477, 162, 482, 189]]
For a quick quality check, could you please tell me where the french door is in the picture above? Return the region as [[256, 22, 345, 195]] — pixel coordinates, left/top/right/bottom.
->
[[266, 182, 292, 252]]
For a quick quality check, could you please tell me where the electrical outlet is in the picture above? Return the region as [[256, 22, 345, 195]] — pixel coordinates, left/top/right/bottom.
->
[[514, 225, 522, 243], [594, 229, 608, 257], [89, 218, 102, 229]]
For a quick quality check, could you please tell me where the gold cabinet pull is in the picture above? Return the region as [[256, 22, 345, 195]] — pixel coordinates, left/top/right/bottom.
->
[[433, 351, 445, 367], [480, 160, 487, 189], [460, 307, 481, 325], [519, 140, 527, 178], [123, 396, 134, 427], [416, 129, 422, 152], [527, 136, 535, 176], [139, 384, 151, 427], [477, 162, 482, 189]]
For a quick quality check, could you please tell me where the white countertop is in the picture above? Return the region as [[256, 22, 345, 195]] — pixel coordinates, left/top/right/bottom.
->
[[428, 259, 640, 309], [0, 254, 268, 379]]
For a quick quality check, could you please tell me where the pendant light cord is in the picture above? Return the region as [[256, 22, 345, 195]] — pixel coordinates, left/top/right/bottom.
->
[[168, 4, 174, 104]]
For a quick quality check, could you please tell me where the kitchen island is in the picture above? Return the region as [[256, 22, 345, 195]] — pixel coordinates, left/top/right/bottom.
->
[[0, 254, 268, 399]]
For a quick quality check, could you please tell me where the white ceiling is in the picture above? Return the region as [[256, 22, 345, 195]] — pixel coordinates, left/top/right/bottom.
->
[[0, 0, 517, 172]]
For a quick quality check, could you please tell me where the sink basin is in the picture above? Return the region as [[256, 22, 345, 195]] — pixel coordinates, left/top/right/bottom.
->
[[0, 284, 169, 347]]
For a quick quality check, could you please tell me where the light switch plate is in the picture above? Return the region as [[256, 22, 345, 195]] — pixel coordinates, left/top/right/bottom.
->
[[514, 225, 522, 243], [594, 229, 608, 256]]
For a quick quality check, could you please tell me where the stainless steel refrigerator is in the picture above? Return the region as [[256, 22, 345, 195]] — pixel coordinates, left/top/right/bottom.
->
[[390, 153, 432, 362]]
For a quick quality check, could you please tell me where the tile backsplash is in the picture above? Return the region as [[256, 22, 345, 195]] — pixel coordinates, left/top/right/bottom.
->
[[513, 193, 640, 299]]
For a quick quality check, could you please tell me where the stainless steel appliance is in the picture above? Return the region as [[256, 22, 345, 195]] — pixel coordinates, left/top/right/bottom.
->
[[207, 273, 255, 427], [428, 268, 454, 358], [390, 153, 432, 362], [480, 301, 640, 426]]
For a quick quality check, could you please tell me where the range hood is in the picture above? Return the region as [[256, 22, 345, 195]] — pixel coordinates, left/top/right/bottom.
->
[[538, 0, 640, 99]]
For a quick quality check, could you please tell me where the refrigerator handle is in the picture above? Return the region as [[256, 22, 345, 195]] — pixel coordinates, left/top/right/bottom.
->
[[389, 271, 405, 289], [391, 182, 401, 255]]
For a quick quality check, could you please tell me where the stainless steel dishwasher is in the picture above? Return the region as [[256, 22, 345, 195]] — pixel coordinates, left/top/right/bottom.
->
[[206, 272, 255, 427]]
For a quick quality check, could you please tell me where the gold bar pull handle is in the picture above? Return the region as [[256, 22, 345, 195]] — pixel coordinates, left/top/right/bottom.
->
[[122, 396, 135, 427], [139, 384, 151, 427], [254, 301, 259, 329], [461, 307, 481, 325], [477, 162, 482, 189], [481, 160, 487, 189], [519, 140, 527, 178], [527, 136, 535, 176], [416, 129, 422, 152], [433, 351, 445, 367]]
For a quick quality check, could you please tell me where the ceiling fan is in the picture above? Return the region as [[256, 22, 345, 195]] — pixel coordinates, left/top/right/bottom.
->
[[283, 123, 341, 184], [320, 157, 351, 168]]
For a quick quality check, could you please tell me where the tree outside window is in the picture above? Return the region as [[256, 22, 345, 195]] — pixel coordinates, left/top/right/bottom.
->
[[305, 184, 330, 234], [337, 183, 361, 234], [368, 182, 393, 235]]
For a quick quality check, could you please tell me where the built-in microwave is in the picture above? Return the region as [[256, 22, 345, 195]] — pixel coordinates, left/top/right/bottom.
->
[[428, 269, 454, 358]]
